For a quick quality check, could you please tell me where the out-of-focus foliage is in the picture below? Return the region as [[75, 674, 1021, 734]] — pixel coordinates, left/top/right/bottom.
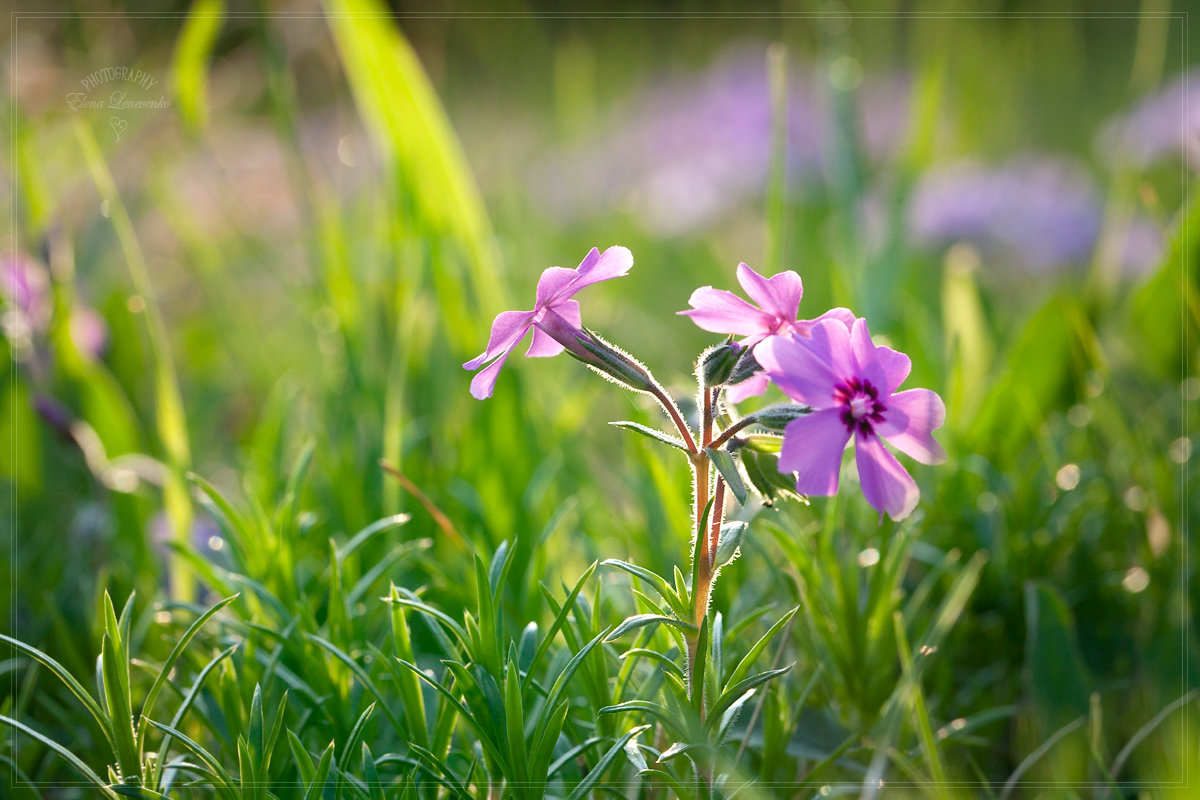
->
[[1, 2, 1196, 796]]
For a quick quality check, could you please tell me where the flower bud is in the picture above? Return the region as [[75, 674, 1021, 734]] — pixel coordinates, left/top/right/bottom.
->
[[577, 332, 656, 393], [726, 349, 762, 386], [696, 340, 743, 387], [752, 402, 810, 432]]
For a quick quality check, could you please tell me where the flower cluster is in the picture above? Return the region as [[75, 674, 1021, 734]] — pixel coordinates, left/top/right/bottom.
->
[[465, 248, 945, 522]]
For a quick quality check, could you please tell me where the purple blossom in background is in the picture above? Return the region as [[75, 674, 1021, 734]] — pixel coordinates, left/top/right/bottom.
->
[[1117, 216, 1166, 276], [908, 157, 1103, 271], [1097, 68, 1200, 171], [680, 262, 853, 402], [69, 306, 109, 361], [464, 246, 633, 399], [757, 317, 945, 521], [150, 510, 224, 561], [530, 47, 909, 235], [2, 254, 52, 331]]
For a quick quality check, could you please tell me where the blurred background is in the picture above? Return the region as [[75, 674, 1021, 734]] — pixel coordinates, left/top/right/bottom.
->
[[2, 0, 1197, 793]]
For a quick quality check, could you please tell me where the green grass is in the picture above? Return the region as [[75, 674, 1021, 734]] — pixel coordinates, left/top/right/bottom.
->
[[2, 3, 1197, 798]]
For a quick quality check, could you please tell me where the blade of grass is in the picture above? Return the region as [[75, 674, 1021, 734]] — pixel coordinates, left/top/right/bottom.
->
[[74, 120, 194, 599]]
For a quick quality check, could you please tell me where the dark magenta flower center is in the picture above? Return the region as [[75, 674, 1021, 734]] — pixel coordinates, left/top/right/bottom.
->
[[834, 377, 886, 435]]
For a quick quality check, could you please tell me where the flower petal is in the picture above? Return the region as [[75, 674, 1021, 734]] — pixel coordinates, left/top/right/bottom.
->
[[755, 321, 852, 407], [725, 371, 771, 404], [849, 317, 887, 388], [463, 310, 535, 370], [535, 246, 633, 307], [736, 263, 803, 319], [876, 388, 947, 464], [854, 433, 920, 521], [574, 245, 633, 287], [534, 266, 582, 308], [876, 347, 912, 394], [814, 306, 855, 329], [679, 287, 772, 337], [469, 344, 519, 400], [527, 300, 581, 357], [778, 408, 851, 496]]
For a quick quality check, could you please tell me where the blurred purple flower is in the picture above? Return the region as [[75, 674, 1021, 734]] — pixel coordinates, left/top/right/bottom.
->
[[2, 254, 52, 331], [150, 510, 224, 560], [1097, 68, 1200, 170], [464, 246, 633, 399], [757, 317, 945, 521], [531, 48, 909, 234], [1116, 216, 1166, 276], [70, 306, 109, 361], [908, 157, 1103, 270]]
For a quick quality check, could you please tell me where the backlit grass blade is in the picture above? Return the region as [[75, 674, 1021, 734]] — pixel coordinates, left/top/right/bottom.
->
[[0, 633, 116, 754], [152, 643, 239, 786], [146, 719, 238, 800], [74, 120, 194, 600], [137, 594, 239, 751], [304, 633, 406, 737], [172, 0, 224, 134], [2, 714, 119, 798], [323, 0, 506, 344], [565, 724, 651, 800]]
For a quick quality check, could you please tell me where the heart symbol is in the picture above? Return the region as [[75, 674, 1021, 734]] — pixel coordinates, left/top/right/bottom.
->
[[110, 117, 128, 141]]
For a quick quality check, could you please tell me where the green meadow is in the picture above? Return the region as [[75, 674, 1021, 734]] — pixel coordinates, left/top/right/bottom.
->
[[2, 3, 1196, 797]]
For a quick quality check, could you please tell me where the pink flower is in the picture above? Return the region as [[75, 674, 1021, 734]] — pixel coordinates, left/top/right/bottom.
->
[[679, 262, 853, 401], [464, 246, 633, 399], [755, 317, 946, 521]]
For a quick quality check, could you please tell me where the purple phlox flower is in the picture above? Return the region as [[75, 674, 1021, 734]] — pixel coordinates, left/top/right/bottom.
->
[[464, 245, 633, 399], [1097, 68, 1200, 171], [1, 254, 52, 332], [1115, 216, 1166, 277], [679, 262, 854, 402], [529, 45, 910, 235], [908, 156, 1102, 271], [756, 317, 946, 521], [70, 305, 109, 362]]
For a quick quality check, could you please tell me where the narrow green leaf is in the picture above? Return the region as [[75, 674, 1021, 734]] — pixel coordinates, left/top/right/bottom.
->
[[503, 660, 529, 787], [610, 421, 689, 452], [146, 719, 237, 798], [361, 743, 385, 800], [704, 665, 793, 734], [0, 714, 119, 798], [714, 521, 748, 567], [600, 559, 687, 619], [343, 703, 376, 767], [0, 634, 116, 754], [530, 699, 569, 782], [565, 725, 652, 800], [526, 561, 597, 691], [395, 659, 506, 768], [172, 0, 224, 133], [404, 742, 474, 800], [137, 593, 238, 750], [705, 447, 748, 504], [101, 634, 139, 782], [387, 587, 429, 749], [304, 634, 405, 737], [605, 614, 696, 642], [303, 740, 335, 800], [725, 606, 798, 689], [152, 643, 239, 784], [287, 730, 316, 786], [338, 514, 411, 561]]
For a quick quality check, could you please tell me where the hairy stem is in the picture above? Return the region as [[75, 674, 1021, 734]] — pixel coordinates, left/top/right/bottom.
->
[[649, 383, 699, 454], [709, 414, 759, 451]]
